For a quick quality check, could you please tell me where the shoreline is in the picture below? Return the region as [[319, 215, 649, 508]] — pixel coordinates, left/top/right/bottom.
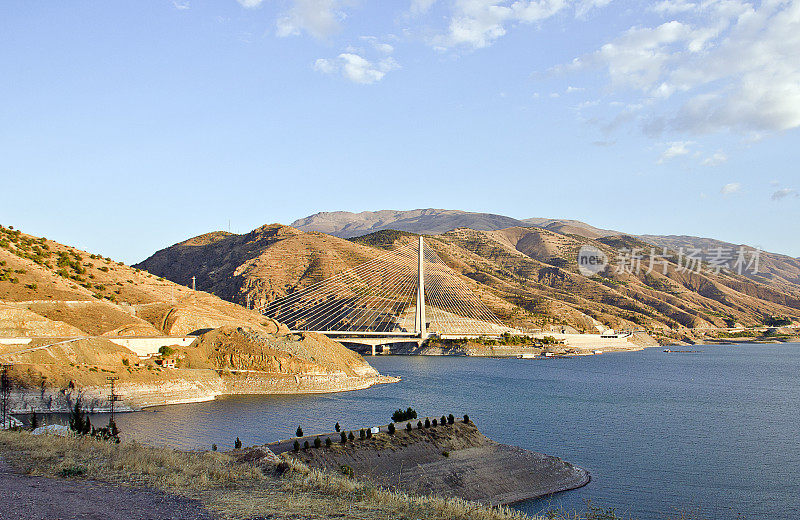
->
[[269, 419, 591, 506], [6, 373, 400, 415]]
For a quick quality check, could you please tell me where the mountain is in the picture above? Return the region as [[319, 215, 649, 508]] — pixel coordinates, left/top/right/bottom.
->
[[0, 224, 385, 409], [291, 209, 528, 238], [137, 223, 800, 343]]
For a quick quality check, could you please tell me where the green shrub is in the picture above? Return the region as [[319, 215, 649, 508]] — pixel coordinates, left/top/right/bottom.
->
[[391, 407, 418, 422], [441, 415, 447, 425], [340, 465, 354, 478], [406, 422, 412, 431], [448, 414, 455, 425], [296, 426, 303, 437], [387, 423, 396, 435], [442, 451, 450, 458], [314, 437, 321, 449], [325, 437, 332, 447], [303, 440, 310, 450], [424, 418, 431, 428], [293, 440, 300, 452], [463, 414, 470, 424], [417, 420, 423, 429], [432, 418, 438, 427], [359, 428, 365, 440], [158, 346, 175, 357], [234, 437, 242, 450], [340, 432, 347, 444], [348, 431, 355, 441]]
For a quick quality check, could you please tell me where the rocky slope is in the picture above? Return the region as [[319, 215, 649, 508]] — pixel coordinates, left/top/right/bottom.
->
[[136, 223, 800, 343], [272, 419, 589, 506], [0, 225, 390, 409]]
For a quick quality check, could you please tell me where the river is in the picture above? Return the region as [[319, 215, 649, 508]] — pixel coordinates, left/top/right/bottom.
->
[[97, 343, 800, 520]]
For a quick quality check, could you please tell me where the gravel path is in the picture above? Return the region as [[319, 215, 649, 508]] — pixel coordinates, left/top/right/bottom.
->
[[0, 460, 218, 520]]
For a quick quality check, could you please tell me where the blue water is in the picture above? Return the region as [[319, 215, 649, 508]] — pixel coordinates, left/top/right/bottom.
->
[[103, 344, 800, 520]]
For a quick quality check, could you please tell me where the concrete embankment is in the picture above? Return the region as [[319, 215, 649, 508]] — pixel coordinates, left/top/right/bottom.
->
[[272, 420, 589, 506]]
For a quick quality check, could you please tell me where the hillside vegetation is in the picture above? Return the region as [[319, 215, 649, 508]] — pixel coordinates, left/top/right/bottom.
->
[[0, 225, 386, 406], [137, 222, 800, 343]]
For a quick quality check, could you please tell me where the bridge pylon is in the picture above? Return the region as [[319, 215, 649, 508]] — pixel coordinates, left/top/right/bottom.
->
[[414, 236, 427, 338]]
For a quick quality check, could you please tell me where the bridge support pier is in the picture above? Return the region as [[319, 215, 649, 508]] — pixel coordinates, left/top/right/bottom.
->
[[371, 344, 376, 356]]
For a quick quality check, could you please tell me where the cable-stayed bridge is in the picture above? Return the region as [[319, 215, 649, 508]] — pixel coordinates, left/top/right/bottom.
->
[[260, 238, 517, 351]]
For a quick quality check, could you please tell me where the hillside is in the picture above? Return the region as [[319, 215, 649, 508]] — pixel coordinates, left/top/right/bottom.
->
[[0, 224, 390, 410], [137, 224, 800, 343]]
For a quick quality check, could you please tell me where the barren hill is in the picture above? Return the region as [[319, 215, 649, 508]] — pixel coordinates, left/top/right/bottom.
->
[[137, 223, 800, 343], [0, 225, 389, 410]]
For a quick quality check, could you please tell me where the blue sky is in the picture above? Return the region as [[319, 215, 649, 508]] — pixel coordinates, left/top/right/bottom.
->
[[1, 0, 798, 263]]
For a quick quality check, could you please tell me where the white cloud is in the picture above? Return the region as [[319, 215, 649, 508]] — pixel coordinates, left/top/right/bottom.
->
[[658, 140, 692, 162], [771, 187, 798, 201], [359, 36, 395, 54], [701, 151, 727, 166], [433, 0, 577, 50], [236, 0, 264, 7], [276, 0, 342, 39], [172, 0, 190, 9], [314, 53, 400, 84], [721, 182, 741, 195], [576, 0, 612, 18], [410, 0, 439, 15], [651, 0, 696, 15], [562, 1, 800, 137]]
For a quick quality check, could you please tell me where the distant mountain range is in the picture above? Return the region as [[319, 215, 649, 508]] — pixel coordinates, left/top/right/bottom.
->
[[137, 213, 800, 338], [291, 209, 621, 240]]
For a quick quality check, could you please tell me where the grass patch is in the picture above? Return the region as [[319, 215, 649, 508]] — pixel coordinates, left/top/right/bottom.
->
[[0, 430, 533, 520]]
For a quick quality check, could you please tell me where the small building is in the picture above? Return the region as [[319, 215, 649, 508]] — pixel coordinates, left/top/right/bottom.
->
[[155, 357, 176, 369], [593, 350, 603, 355], [370, 427, 380, 434]]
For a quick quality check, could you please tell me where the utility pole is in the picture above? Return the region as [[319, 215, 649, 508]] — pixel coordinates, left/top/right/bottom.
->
[[106, 376, 120, 425], [414, 237, 426, 338], [191, 276, 196, 291], [1, 364, 12, 430]]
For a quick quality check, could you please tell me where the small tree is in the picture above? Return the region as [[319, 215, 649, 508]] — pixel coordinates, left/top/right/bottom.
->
[[432, 418, 438, 427], [406, 422, 412, 432], [296, 426, 303, 437], [335, 422, 341, 432], [388, 423, 396, 435], [359, 428, 366, 440], [314, 437, 322, 449], [293, 440, 300, 452], [30, 409, 39, 431], [68, 400, 91, 435], [441, 415, 447, 426], [211, 444, 217, 451], [348, 431, 355, 441], [424, 418, 431, 428], [341, 432, 347, 444], [366, 428, 373, 438], [417, 420, 423, 429], [325, 437, 332, 447], [303, 440, 310, 450], [463, 414, 470, 424], [448, 414, 455, 425], [235, 437, 242, 450]]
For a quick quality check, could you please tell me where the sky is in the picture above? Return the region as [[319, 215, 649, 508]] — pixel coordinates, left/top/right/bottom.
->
[[1, 0, 799, 263]]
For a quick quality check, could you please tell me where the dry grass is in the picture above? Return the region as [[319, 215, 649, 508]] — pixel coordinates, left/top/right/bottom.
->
[[0, 430, 536, 520]]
